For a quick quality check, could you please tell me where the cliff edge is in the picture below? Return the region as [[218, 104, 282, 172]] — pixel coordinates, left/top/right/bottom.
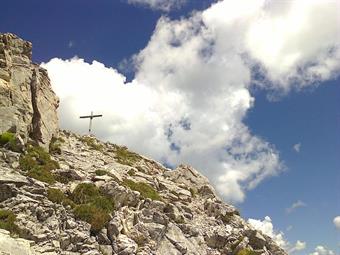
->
[[0, 33, 59, 149]]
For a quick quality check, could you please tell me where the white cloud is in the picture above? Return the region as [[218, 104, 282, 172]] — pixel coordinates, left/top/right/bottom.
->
[[42, 0, 340, 203], [293, 143, 301, 153], [248, 217, 306, 252], [126, 0, 186, 11], [286, 200, 307, 214], [248, 216, 288, 248], [245, 0, 340, 94], [286, 225, 293, 231], [309, 245, 335, 255], [289, 240, 307, 253], [333, 216, 340, 230]]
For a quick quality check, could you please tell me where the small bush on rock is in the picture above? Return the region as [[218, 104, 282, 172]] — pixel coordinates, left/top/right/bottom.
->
[[28, 167, 56, 184], [80, 136, 103, 151], [0, 209, 18, 235], [19, 145, 60, 184], [49, 136, 64, 155], [0, 132, 18, 151], [0, 132, 15, 145], [95, 169, 107, 176], [237, 248, 258, 255], [47, 188, 75, 208], [74, 204, 110, 234], [123, 179, 161, 201], [19, 145, 59, 171], [71, 183, 100, 204], [90, 196, 114, 213], [71, 183, 115, 233], [114, 147, 141, 166]]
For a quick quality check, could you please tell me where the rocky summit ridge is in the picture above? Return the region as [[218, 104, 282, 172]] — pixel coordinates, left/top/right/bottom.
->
[[0, 33, 287, 255]]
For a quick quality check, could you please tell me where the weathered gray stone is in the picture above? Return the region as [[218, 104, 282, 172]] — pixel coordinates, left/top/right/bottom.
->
[[0, 229, 35, 255], [0, 33, 59, 149]]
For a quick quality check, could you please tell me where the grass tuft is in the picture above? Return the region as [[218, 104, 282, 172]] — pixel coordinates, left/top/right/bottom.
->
[[237, 248, 258, 255], [71, 183, 115, 233], [0, 132, 19, 151], [28, 167, 55, 184], [123, 179, 161, 201], [73, 204, 110, 234], [95, 169, 108, 176], [80, 136, 103, 151], [19, 145, 60, 184], [47, 188, 75, 207], [0, 209, 19, 235], [114, 147, 141, 166], [49, 136, 64, 155], [71, 183, 100, 204]]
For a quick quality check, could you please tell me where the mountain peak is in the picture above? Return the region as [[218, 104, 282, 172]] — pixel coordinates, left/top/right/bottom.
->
[[0, 33, 287, 255]]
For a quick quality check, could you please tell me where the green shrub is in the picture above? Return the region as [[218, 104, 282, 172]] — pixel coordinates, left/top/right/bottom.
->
[[70, 183, 115, 233], [123, 179, 161, 201], [95, 169, 107, 176], [90, 196, 114, 213], [0, 209, 18, 234], [73, 204, 110, 234], [19, 145, 59, 171], [0, 132, 19, 151], [80, 136, 103, 151], [114, 147, 141, 166], [127, 169, 135, 176], [27, 167, 56, 184], [47, 188, 75, 208], [189, 188, 197, 198], [19, 145, 60, 184], [237, 248, 258, 255], [54, 173, 75, 184], [0, 132, 15, 145], [49, 137, 64, 155], [71, 183, 100, 204]]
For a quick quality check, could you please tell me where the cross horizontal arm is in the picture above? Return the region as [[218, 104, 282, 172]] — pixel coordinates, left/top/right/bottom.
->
[[79, 115, 103, 119]]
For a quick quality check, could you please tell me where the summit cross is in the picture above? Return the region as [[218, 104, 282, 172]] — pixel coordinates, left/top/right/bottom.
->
[[79, 111, 103, 134]]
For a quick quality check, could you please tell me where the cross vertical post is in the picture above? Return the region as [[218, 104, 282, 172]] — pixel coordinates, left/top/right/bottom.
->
[[79, 111, 103, 134]]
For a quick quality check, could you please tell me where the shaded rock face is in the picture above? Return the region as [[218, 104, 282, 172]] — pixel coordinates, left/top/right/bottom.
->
[[0, 33, 59, 149]]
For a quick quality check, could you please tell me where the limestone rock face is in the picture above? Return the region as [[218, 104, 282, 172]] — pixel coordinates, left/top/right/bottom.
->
[[0, 229, 34, 255], [0, 33, 59, 149], [0, 131, 288, 255]]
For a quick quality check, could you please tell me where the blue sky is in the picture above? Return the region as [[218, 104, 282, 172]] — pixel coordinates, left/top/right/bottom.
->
[[1, 0, 339, 254]]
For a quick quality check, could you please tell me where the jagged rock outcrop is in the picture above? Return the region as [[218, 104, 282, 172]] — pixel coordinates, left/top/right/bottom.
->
[[0, 34, 287, 255], [0, 33, 59, 149]]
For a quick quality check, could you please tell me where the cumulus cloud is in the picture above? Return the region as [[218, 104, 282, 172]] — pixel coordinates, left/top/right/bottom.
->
[[42, 0, 340, 203], [286, 200, 307, 214], [248, 217, 306, 252], [293, 143, 301, 153], [289, 240, 307, 253], [333, 216, 340, 230], [309, 245, 335, 255], [126, 0, 186, 11], [245, 0, 340, 94], [248, 216, 288, 248]]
